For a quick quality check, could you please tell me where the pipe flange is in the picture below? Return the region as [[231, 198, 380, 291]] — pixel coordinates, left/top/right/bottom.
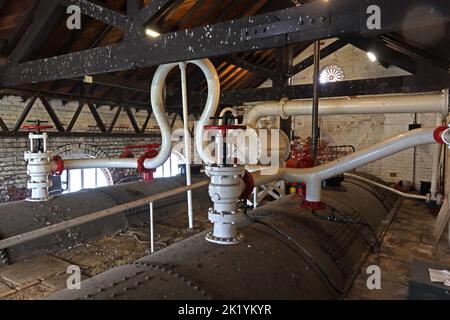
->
[[205, 232, 244, 245], [279, 97, 290, 120], [301, 200, 326, 211], [26, 192, 54, 202], [24, 151, 53, 161], [208, 210, 242, 224]]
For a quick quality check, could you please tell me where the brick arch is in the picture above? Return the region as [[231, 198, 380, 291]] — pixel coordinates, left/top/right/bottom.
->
[[53, 143, 110, 159], [53, 143, 113, 185]]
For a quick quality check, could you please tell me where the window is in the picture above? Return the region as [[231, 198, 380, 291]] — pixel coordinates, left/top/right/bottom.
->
[[61, 168, 111, 193], [154, 151, 185, 178], [320, 65, 345, 84]]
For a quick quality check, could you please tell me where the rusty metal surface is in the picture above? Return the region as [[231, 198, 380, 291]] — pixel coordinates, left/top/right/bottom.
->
[[50, 177, 400, 300]]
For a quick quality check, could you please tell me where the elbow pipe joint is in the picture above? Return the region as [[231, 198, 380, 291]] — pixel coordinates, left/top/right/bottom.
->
[[434, 125, 450, 145]]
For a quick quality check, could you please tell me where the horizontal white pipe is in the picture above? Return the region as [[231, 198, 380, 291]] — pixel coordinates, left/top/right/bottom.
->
[[62, 158, 138, 170], [251, 127, 441, 202], [243, 92, 448, 128], [0, 180, 210, 250], [344, 173, 428, 201]]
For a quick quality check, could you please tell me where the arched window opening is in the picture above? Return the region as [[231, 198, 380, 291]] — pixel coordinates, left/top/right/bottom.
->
[[154, 151, 185, 178], [61, 168, 111, 194]]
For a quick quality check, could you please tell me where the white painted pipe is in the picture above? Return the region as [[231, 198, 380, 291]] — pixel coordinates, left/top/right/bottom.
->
[[149, 202, 154, 253], [219, 107, 238, 125], [193, 59, 221, 165], [243, 92, 448, 128], [251, 127, 443, 202], [344, 173, 428, 200], [430, 113, 444, 197], [63, 158, 138, 170], [55, 59, 220, 172], [179, 62, 194, 229]]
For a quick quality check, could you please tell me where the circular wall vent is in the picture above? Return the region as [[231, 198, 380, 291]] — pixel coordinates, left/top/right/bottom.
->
[[320, 65, 345, 84]]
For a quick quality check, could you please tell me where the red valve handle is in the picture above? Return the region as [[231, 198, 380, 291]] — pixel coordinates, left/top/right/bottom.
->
[[204, 125, 247, 131], [22, 125, 53, 131]]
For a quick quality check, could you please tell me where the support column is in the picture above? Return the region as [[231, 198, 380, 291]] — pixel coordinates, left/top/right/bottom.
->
[[311, 41, 321, 164], [275, 46, 293, 139]]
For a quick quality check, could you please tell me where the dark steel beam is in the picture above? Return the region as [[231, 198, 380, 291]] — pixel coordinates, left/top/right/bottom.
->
[[0, 88, 149, 110], [287, 39, 347, 77], [0, 0, 345, 85], [141, 110, 152, 133], [12, 95, 37, 132], [124, 107, 140, 133], [2, 0, 449, 87], [0, 131, 159, 138], [108, 106, 123, 133], [0, 116, 9, 132], [66, 101, 85, 133], [138, 0, 178, 26], [311, 41, 320, 164], [83, 74, 149, 93], [56, 0, 132, 32], [87, 102, 107, 133], [348, 36, 418, 74], [39, 96, 65, 132], [210, 75, 450, 105], [380, 34, 450, 72], [170, 113, 178, 130]]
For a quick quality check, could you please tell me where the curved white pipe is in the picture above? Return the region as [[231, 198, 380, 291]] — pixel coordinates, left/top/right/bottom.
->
[[243, 92, 448, 128], [57, 59, 220, 171], [344, 173, 427, 200], [193, 60, 221, 164], [219, 107, 238, 125], [251, 127, 443, 202]]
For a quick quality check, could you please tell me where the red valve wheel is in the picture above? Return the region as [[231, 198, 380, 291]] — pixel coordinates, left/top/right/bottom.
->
[[52, 155, 64, 175], [137, 150, 159, 182]]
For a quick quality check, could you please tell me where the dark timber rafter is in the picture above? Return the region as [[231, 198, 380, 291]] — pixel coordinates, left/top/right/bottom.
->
[[8, 1, 63, 64], [3, 0, 449, 87]]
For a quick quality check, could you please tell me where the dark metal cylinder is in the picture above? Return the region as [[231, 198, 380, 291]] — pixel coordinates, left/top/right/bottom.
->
[[50, 176, 400, 300]]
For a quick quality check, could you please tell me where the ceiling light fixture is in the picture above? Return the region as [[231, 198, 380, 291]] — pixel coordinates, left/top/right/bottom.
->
[[367, 51, 377, 62], [145, 28, 161, 38]]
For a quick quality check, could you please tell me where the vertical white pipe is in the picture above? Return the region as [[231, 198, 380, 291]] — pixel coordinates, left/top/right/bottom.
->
[[149, 202, 154, 253], [253, 187, 258, 209], [179, 62, 194, 229], [430, 113, 444, 197]]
